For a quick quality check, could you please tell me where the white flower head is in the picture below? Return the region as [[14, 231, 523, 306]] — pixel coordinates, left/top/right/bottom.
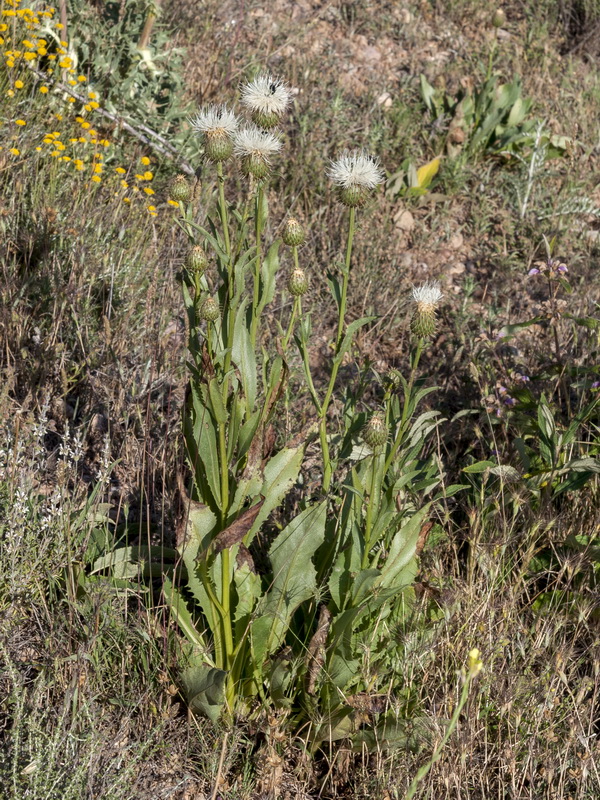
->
[[241, 73, 291, 126], [189, 105, 238, 162], [328, 150, 384, 190], [234, 125, 282, 158], [189, 104, 238, 136], [234, 125, 282, 179], [410, 282, 443, 338], [411, 282, 443, 308]]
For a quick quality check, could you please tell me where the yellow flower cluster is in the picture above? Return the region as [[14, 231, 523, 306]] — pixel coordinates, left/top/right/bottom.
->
[[1, 0, 161, 218]]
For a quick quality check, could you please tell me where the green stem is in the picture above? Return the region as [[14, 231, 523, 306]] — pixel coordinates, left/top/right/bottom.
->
[[403, 675, 472, 800], [251, 183, 264, 347], [218, 422, 229, 527], [216, 161, 232, 263], [319, 206, 357, 492], [384, 338, 424, 474], [298, 298, 322, 413], [218, 162, 235, 380], [282, 296, 299, 352], [362, 452, 380, 569]]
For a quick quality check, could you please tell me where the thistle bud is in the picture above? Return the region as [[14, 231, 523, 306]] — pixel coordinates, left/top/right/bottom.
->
[[410, 282, 443, 339], [199, 296, 219, 322], [491, 8, 506, 27], [186, 245, 208, 275], [287, 268, 309, 297], [169, 175, 191, 203], [385, 369, 403, 392], [362, 414, 388, 450], [282, 217, 305, 247]]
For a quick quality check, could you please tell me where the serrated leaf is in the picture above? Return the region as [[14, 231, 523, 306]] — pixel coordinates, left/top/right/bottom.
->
[[232, 301, 257, 410]]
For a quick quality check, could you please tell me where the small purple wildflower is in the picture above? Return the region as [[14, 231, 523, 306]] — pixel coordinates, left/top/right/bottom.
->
[[528, 268, 540, 276]]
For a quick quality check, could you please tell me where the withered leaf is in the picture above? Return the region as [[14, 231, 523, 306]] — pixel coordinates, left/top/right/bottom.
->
[[212, 500, 265, 554]]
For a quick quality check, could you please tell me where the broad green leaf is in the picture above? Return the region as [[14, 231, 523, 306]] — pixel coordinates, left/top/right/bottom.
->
[[251, 502, 326, 666], [257, 240, 280, 314], [378, 507, 429, 590], [233, 560, 262, 643], [185, 383, 221, 510], [245, 444, 305, 545], [180, 663, 227, 722]]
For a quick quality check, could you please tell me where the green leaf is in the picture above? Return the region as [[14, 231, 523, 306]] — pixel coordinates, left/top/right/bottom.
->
[[251, 502, 327, 666], [207, 378, 228, 425], [185, 384, 221, 510], [232, 301, 257, 411], [163, 578, 212, 659], [245, 445, 305, 545], [462, 460, 496, 474], [257, 240, 280, 315], [378, 507, 429, 590], [180, 663, 227, 721]]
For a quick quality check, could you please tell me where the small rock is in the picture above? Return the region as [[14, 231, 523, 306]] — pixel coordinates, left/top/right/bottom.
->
[[448, 261, 466, 276], [394, 209, 415, 232], [449, 232, 464, 250], [377, 91, 393, 108], [399, 252, 414, 268]]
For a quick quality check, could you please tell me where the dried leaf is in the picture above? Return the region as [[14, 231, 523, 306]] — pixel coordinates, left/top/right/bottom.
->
[[306, 605, 332, 695], [212, 501, 265, 554]]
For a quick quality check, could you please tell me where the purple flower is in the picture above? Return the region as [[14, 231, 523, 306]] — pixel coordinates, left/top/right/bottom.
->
[[592, 381, 600, 391], [557, 264, 568, 273], [515, 373, 530, 383], [528, 268, 540, 276], [504, 396, 517, 406]]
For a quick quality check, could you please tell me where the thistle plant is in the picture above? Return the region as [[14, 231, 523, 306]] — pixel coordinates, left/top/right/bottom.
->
[[103, 77, 451, 745]]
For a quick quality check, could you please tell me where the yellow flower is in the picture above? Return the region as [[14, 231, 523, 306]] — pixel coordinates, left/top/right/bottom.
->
[[88, 91, 97, 99], [37, 46, 47, 55], [167, 199, 179, 207], [60, 40, 68, 47], [69, 137, 78, 143], [83, 103, 91, 111], [100, 139, 110, 147], [47, 53, 56, 60], [75, 116, 84, 123], [93, 163, 102, 174], [78, 136, 86, 143], [81, 121, 90, 130], [123, 197, 130, 204], [143, 187, 155, 195], [39, 85, 48, 93], [6, 60, 15, 68], [91, 175, 101, 183], [15, 119, 26, 126], [43, 137, 53, 144], [77, 75, 86, 82], [56, 22, 64, 30], [10, 147, 20, 155], [59, 57, 71, 68], [23, 51, 35, 60], [14, 79, 24, 88], [7, 89, 15, 97], [61, 155, 70, 161], [115, 167, 126, 174], [120, 179, 128, 188], [51, 150, 60, 156], [88, 129, 97, 136], [35, 146, 41, 151], [67, 97, 75, 103], [88, 101, 99, 110], [143, 170, 153, 180], [135, 173, 144, 180], [68, 79, 76, 86], [468, 648, 483, 677], [140, 156, 150, 165]]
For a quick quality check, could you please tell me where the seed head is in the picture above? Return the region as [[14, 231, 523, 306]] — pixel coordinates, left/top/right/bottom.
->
[[287, 267, 309, 297], [199, 296, 220, 322], [328, 150, 384, 207], [234, 125, 282, 179], [410, 282, 443, 338], [282, 217, 305, 247], [189, 105, 238, 162], [169, 174, 191, 203], [240, 73, 291, 128]]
